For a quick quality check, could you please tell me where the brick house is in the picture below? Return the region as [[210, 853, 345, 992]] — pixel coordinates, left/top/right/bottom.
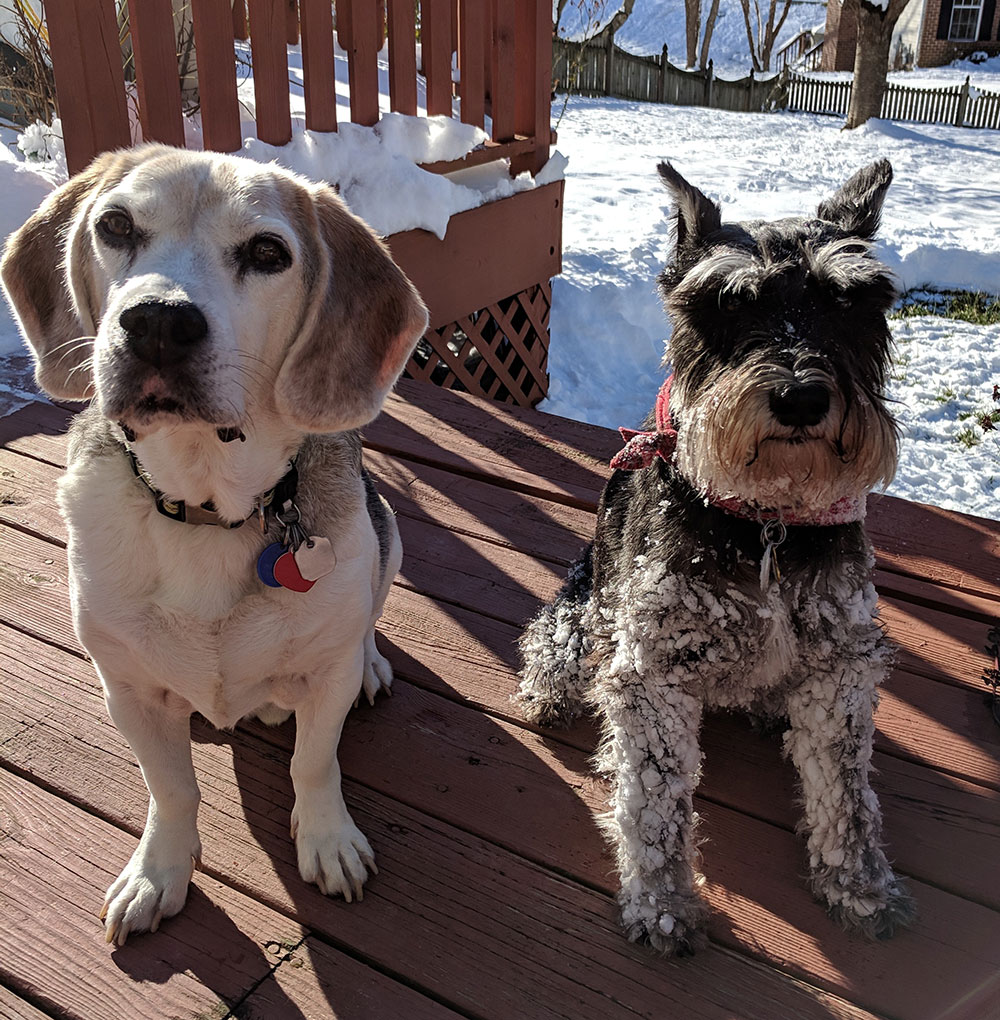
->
[[821, 0, 1000, 70]]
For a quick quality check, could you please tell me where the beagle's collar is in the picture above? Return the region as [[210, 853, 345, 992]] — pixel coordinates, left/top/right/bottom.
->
[[611, 376, 865, 527], [125, 445, 299, 530]]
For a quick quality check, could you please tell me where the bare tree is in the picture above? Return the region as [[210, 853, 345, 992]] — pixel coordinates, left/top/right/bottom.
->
[[844, 0, 913, 129], [591, 0, 637, 42], [738, 0, 793, 72], [684, 0, 700, 68], [699, 0, 722, 69]]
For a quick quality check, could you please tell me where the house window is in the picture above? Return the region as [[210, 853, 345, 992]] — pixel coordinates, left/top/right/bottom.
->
[[948, 0, 983, 39]]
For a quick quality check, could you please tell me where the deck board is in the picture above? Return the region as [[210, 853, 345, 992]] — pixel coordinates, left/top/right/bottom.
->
[[1, 381, 999, 1020], [0, 984, 54, 1020]]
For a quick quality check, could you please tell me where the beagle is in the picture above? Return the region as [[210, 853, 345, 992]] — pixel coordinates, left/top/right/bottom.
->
[[2, 144, 429, 944]]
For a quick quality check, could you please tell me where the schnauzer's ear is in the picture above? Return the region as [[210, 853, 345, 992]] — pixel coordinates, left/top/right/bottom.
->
[[657, 162, 722, 249], [817, 159, 893, 239]]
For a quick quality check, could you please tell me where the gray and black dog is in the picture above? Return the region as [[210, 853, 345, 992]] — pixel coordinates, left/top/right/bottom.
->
[[517, 160, 915, 955]]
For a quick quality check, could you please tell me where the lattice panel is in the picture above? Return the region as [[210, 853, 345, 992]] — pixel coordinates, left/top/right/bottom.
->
[[405, 280, 552, 407]]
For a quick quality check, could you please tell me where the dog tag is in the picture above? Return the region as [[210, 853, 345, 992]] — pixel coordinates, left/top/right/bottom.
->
[[256, 542, 285, 587], [273, 549, 316, 592], [294, 537, 336, 582]]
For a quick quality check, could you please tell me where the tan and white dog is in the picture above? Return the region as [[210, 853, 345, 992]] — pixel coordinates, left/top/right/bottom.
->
[[1, 144, 428, 944]]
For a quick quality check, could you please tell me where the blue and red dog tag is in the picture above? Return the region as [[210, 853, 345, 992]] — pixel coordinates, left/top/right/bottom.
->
[[256, 500, 336, 593]]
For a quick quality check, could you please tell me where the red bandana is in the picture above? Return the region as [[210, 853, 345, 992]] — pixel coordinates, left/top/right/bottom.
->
[[610, 376, 866, 526]]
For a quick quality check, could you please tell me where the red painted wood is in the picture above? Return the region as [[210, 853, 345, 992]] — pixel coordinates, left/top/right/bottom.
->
[[45, 0, 130, 175], [3, 375, 1000, 1018], [0, 625, 996, 1020], [126, 0, 185, 147], [247, 0, 292, 144], [386, 182, 562, 329], [422, 0, 454, 116], [0, 983, 52, 1020], [490, 0, 516, 141], [192, 0, 243, 152], [511, 0, 551, 175], [458, 0, 485, 127], [0, 770, 459, 1020], [300, 0, 337, 131], [285, 0, 299, 44], [345, 0, 380, 125], [335, 0, 352, 51], [0, 632, 880, 1020], [232, 0, 249, 39], [387, 0, 417, 114]]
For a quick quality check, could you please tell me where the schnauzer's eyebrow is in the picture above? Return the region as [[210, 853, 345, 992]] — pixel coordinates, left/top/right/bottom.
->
[[675, 237, 886, 302], [803, 237, 886, 291], [675, 247, 790, 300]]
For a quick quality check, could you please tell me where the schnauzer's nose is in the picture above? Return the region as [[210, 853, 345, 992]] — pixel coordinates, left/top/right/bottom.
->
[[119, 301, 208, 368], [769, 383, 830, 428]]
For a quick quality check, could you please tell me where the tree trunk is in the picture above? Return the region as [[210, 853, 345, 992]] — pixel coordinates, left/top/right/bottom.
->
[[685, 0, 701, 68], [844, 0, 912, 129], [759, 0, 792, 71], [699, 0, 722, 69], [739, 0, 763, 71]]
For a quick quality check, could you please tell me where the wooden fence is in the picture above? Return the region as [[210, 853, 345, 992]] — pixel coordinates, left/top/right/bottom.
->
[[555, 35, 1000, 130], [554, 37, 790, 114], [41, 0, 560, 407], [784, 72, 1000, 129]]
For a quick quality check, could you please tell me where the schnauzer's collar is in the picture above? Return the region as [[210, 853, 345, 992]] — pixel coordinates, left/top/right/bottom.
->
[[611, 376, 865, 527], [122, 442, 298, 530]]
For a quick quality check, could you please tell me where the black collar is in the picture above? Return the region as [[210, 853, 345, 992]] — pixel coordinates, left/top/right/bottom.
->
[[126, 447, 299, 530]]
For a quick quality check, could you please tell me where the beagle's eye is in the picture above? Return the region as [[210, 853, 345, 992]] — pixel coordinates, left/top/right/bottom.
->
[[241, 234, 292, 275], [96, 209, 135, 246]]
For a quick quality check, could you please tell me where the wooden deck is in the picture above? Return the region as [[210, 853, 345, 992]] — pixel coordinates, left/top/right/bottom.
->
[[1, 378, 999, 1020]]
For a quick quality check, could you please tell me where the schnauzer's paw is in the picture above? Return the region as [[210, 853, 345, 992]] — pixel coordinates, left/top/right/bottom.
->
[[254, 701, 293, 726], [361, 633, 393, 706], [292, 812, 377, 902], [101, 830, 201, 946], [620, 894, 708, 957], [828, 878, 916, 940], [515, 684, 582, 729]]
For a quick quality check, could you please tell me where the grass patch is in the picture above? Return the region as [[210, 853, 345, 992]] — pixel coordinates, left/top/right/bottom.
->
[[894, 288, 1000, 324]]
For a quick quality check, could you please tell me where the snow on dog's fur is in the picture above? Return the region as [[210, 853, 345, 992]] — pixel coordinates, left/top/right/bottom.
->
[[1, 144, 428, 944], [517, 160, 914, 955]]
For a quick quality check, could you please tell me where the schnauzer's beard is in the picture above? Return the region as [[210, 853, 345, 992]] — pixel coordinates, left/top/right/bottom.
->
[[672, 355, 898, 512]]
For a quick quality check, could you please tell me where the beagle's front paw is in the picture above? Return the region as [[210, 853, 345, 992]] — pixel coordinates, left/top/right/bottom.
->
[[102, 826, 202, 946], [291, 808, 376, 902]]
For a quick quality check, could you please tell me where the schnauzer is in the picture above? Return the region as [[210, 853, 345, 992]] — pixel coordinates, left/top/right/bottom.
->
[[517, 160, 914, 955]]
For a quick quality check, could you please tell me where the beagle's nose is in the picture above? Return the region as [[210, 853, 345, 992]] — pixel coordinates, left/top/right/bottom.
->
[[769, 382, 830, 428], [119, 301, 208, 368]]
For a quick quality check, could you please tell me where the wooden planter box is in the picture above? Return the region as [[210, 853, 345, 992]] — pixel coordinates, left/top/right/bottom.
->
[[388, 181, 563, 407]]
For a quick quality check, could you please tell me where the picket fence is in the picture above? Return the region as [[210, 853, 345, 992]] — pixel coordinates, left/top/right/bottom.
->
[[554, 36, 1000, 130]]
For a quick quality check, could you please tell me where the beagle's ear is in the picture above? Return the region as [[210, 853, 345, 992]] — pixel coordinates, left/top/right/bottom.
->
[[275, 184, 429, 433], [1, 148, 139, 400]]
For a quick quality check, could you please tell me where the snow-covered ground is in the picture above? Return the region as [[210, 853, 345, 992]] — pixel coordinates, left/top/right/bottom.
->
[[541, 97, 1000, 519]]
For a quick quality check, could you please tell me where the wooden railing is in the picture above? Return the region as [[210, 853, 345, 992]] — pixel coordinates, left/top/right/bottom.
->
[[46, 0, 553, 178]]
